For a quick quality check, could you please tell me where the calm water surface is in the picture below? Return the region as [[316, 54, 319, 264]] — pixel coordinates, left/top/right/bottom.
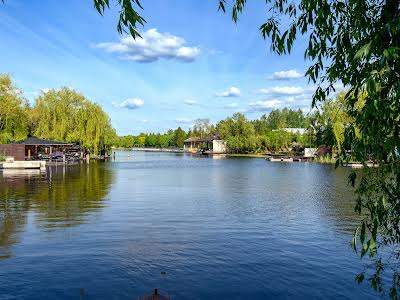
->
[[0, 151, 381, 299]]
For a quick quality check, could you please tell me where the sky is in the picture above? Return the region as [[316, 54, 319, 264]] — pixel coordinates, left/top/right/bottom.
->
[[0, 0, 317, 135]]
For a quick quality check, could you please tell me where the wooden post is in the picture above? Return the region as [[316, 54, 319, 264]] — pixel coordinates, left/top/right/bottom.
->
[[113, 151, 116, 160], [28, 149, 31, 160], [63, 154, 66, 164], [86, 153, 90, 163]]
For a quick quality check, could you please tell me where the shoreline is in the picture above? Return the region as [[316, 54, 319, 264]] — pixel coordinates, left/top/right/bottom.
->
[[114, 147, 185, 153], [112, 148, 375, 168]]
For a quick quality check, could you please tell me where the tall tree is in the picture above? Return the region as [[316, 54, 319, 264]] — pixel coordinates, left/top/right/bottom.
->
[[173, 127, 186, 148], [217, 113, 257, 153], [0, 75, 29, 143], [31, 88, 116, 155], [192, 118, 214, 138]]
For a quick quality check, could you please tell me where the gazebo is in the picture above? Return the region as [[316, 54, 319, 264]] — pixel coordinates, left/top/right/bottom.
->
[[183, 134, 226, 154], [15, 137, 77, 160]]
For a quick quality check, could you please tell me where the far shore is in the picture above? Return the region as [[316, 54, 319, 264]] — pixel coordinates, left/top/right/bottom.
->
[[112, 147, 375, 168], [114, 147, 185, 153]]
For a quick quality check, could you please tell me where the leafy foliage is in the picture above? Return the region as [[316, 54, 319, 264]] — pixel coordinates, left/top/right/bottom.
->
[[31, 88, 116, 155], [0, 75, 29, 143], [0, 75, 116, 155], [93, 0, 145, 38]]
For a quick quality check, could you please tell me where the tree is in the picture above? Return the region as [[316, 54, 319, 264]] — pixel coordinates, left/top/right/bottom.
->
[[173, 127, 186, 148], [192, 118, 214, 138], [31, 87, 116, 155], [217, 113, 257, 153], [0, 75, 29, 143]]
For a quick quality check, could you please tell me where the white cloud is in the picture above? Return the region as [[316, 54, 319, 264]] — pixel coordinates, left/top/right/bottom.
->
[[95, 28, 200, 63], [41, 88, 50, 94], [175, 118, 192, 124], [184, 99, 198, 105], [257, 86, 304, 95], [248, 99, 282, 111], [224, 102, 239, 108], [114, 98, 144, 110], [271, 69, 303, 80], [215, 86, 240, 97]]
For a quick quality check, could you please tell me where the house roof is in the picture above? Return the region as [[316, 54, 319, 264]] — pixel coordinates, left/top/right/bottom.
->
[[184, 133, 224, 143], [197, 133, 223, 142], [184, 137, 201, 143], [15, 137, 74, 146]]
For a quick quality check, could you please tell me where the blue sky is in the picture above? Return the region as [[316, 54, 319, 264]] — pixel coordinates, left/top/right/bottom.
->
[[0, 0, 315, 135]]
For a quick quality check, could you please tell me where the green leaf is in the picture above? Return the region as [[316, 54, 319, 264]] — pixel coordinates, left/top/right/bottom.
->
[[356, 272, 365, 284], [361, 241, 369, 258], [369, 238, 377, 257], [354, 42, 372, 59], [360, 222, 366, 243]]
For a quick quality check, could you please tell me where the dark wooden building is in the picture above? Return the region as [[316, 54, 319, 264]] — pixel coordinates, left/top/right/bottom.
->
[[0, 137, 76, 161]]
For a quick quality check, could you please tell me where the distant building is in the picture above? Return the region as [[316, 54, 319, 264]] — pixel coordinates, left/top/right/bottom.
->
[[273, 128, 306, 134], [184, 134, 226, 154], [304, 148, 318, 157]]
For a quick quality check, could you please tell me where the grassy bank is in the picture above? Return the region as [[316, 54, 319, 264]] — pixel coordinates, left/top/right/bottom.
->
[[312, 155, 337, 164]]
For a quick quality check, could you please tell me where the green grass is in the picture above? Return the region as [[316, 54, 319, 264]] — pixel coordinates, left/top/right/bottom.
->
[[313, 155, 337, 164], [0, 154, 5, 162]]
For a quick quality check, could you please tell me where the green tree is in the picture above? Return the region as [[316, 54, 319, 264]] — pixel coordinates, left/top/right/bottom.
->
[[0, 75, 29, 143], [31, 87, 116, 155], [217, 113, 256, 153], [173, 127, 186, 148]]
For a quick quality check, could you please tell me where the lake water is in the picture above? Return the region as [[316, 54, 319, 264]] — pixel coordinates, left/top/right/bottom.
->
[[0, 151, 381, 299]]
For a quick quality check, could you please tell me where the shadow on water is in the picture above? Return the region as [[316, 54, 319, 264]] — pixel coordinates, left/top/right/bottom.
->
[[0, 162, 114, 259]]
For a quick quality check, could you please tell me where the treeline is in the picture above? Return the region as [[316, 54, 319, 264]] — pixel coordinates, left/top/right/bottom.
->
[[116, 109, 313, 152], [1, 73, 351, 155], [116, 96, 353, 154], [115, 127, 187, 148], [0, 74, 115, 155]]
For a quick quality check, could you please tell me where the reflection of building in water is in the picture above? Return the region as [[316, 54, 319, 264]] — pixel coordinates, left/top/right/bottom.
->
[[0, 164, 114, 259]]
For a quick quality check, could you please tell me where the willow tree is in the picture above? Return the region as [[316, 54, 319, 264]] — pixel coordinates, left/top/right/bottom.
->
[[0, 74, 29, 143], [31, 88, 116, 155]]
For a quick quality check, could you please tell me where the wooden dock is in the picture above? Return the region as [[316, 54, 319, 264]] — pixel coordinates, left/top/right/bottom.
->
[[266, 155, 311, 162], [0, 160, 46, 170]]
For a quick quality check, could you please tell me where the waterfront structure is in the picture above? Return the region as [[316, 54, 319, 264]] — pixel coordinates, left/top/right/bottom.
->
[[0, 137, 78, 160], [304, 148, 317, 157], [272, 128, 306, 134], [184, 134, 227, 154]]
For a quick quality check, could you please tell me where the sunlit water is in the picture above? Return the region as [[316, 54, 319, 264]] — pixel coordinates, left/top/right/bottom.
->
[[0, 151, 382, 299]]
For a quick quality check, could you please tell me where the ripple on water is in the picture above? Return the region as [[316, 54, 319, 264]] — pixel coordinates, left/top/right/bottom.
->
[[0, 153, 381, 299]]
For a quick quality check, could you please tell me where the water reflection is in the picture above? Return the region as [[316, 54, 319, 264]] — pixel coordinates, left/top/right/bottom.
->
[[0, 162, 114, 259]]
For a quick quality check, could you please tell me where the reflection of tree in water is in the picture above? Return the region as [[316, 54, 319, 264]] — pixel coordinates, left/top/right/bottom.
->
[[0, 163, 114, 258], [320, 166, 363, 234]]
